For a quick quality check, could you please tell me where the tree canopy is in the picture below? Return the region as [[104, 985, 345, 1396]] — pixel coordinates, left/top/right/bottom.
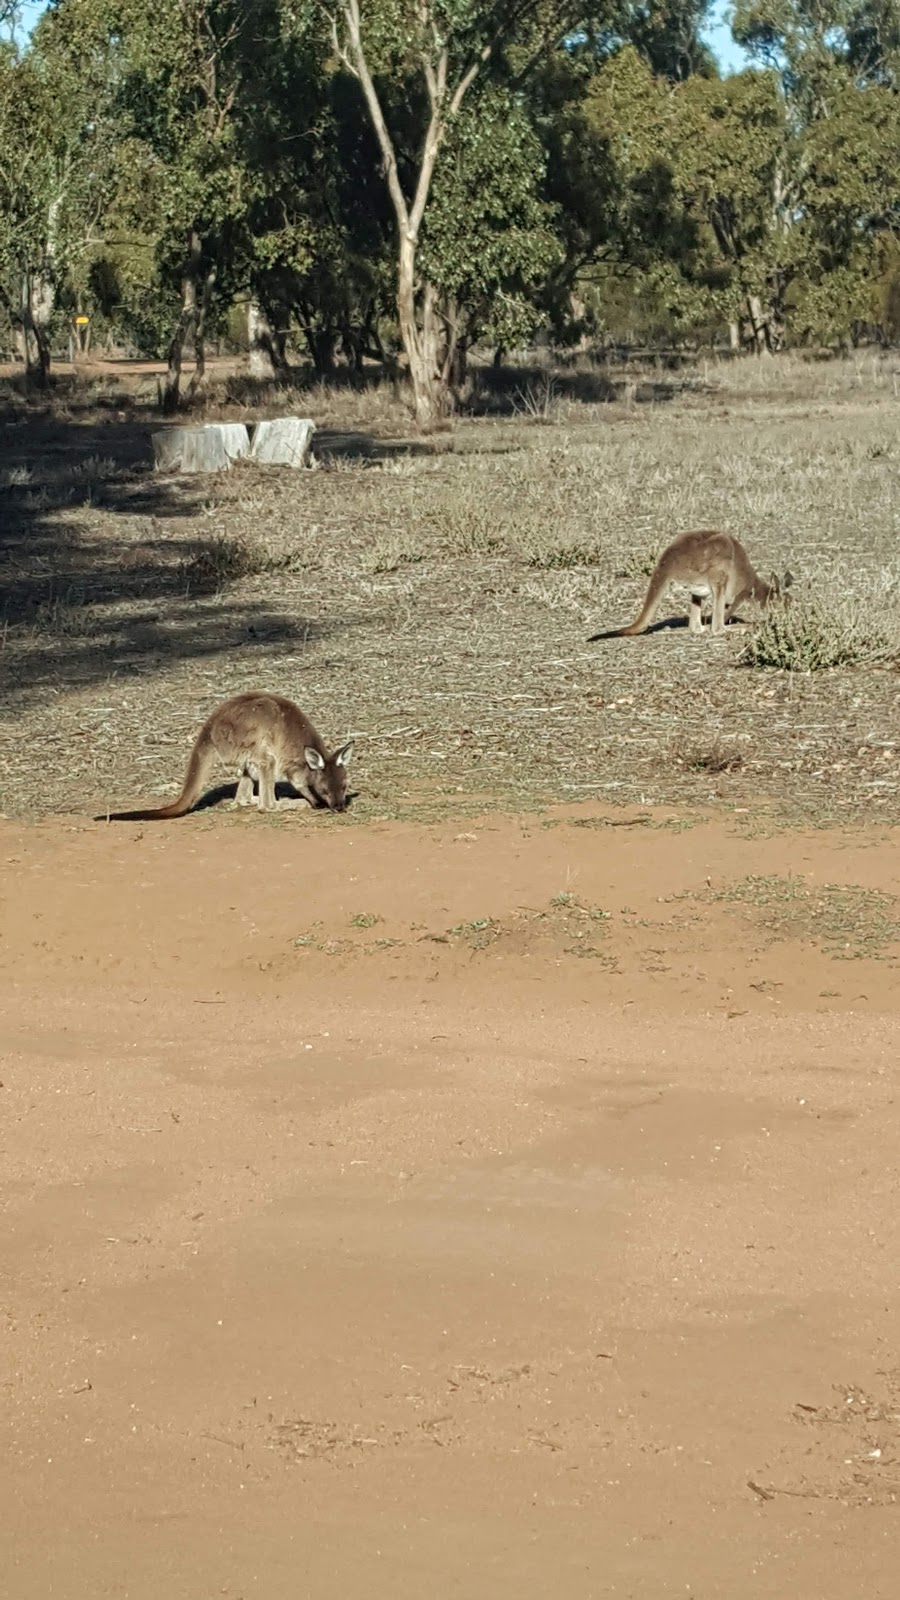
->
[[2, 0, 899, 415]]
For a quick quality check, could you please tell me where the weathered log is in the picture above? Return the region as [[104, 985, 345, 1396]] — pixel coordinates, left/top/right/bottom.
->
[[152, 422, 249, 474], [215, 423, 251, 461], [249, 416, 316, 468]]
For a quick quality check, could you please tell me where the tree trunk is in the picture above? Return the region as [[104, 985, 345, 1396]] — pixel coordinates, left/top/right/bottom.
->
[[19, 268, 51, 389], [340, 322, 365, 374], [301, 319, 338, 377], [397, 240, 447, 429], [185, 265, 216, 403], [248, 301, 287, 380], [728, 320, 740, 353], [746, 295, 774, 357], [161, 285, 197, 413], [439, 296, 467, 398], [161, 233, 204, 413]]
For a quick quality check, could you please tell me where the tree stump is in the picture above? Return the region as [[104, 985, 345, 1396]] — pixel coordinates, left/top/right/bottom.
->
[[249, 417, 316, 468], [152, 423, 249, 474], [216, 423, 251, 461]]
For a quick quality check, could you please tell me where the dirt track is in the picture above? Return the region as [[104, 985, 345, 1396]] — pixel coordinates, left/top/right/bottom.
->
[[2, 804, 899, 1598]]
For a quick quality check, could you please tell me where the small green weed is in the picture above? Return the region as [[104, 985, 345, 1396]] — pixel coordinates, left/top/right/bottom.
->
[[524, 537, 604, 570], [615, 544, 663, 579], [709, 874, 900, 958], [672, 736, 745, 775], [361, 536, 425, 575]]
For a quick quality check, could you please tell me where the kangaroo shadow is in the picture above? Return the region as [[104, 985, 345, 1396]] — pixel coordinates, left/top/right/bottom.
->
[[193, 780, 359, 813], [96, 779, 359, 821], [588, 614, 748, 642]]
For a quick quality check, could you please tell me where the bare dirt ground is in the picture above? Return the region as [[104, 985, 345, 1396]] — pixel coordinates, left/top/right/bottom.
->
[[2, 801, 900, 1599], [2, 354, 900, 1596]]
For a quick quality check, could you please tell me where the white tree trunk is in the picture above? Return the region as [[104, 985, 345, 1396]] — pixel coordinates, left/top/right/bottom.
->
[[248, 301, 284, 379]]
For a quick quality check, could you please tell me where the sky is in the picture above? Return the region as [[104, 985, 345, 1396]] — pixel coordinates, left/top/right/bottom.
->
[[704, 2, 749, 73], [15, 0, 750, 74]]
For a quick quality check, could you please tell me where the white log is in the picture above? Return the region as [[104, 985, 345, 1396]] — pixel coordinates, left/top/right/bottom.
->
[[152, 422, 249, 473], [249, 416, 316, 468], [214, 423, 251, 461]]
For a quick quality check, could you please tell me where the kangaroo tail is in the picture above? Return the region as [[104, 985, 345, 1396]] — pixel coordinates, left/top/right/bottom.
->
[[588, 563, 669, 642], [98, 732, 215, 822], [587, 624, 638, 642]]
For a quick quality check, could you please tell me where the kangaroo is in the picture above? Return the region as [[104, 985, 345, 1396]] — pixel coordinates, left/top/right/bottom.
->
[[100, 693, 354, 821], [589, 530, 792, 641]]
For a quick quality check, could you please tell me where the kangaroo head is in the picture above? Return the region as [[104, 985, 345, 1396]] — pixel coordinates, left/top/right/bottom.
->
[[302, 742, 354, 812], [760, 569, 793, 605]]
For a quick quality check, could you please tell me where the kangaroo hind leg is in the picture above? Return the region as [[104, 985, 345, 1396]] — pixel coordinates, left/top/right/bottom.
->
[[689, 592, 706, 635], [256, 759, 278, 812]]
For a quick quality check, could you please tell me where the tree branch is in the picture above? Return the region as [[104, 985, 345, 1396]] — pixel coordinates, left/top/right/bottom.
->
[[340, 0, 411, 236]]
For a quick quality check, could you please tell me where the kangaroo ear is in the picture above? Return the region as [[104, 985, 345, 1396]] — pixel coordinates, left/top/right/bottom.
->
[[782, 569, 794, 590], [304, 747, 325, 771], [334, 742, 354, 767]]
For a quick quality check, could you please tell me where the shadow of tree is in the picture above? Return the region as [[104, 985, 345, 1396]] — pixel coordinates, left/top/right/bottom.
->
[[465, 360, 714, 415], [0, 381, 373, 710]]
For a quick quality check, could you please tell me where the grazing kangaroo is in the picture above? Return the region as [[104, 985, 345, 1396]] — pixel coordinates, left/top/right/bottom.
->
[[101, 693, 354, 821], [589, 530, 792, 641]]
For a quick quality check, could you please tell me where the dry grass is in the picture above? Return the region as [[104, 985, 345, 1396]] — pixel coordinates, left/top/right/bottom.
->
[[671, 734, 746, 775], [1, 349, 899, 824]]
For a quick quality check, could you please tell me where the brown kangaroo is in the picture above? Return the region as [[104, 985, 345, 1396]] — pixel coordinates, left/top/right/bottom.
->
[[589, 530, 792, 641], [100, 693, 354, 821]]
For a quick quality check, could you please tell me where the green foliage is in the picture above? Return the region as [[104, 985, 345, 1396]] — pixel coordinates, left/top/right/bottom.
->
[[3, 0, 900, 382], [421, 87, 561, 346]]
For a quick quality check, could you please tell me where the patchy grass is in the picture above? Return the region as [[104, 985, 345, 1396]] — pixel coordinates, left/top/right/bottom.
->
[[1, 350, 900, 825], [614, 543, 664, 579], [178, 533, 311, 589], [511, 374, 561, 425], [523, 536, 605, 570], [709, 874, 900, 958], [441, 894, 612, 956], [360, 534, 425, 575]]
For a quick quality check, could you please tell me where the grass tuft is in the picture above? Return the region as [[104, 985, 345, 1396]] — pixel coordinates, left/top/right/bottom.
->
[[523, 537, 604, 570], [672, 736, 745, 774], [178, 534, 308, 589], [741, 584, 900, 671]]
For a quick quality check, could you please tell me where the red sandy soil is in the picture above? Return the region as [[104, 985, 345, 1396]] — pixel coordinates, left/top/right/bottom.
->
[[1, 804, 898, 1598]]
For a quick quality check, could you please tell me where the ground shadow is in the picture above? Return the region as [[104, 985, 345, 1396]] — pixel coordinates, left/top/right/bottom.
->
[[0, 379, 382, 709], [589, 614, 749, 642], [465, 361, 713, 417], [313, 428, 437, 463], [97, 777, 358, 821]]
